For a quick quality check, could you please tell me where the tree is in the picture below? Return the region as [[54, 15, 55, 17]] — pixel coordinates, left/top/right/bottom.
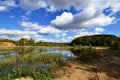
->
[[19, 38, 29, 46], [28, 38, 35, 46]]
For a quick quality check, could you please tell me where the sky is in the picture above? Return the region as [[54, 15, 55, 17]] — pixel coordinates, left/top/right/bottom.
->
[[0, 0, 120, 43]]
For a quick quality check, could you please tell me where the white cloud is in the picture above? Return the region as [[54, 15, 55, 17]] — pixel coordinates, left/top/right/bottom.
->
[[60, 38, 68, 43], [74, 31, 93, 38], [0, 29, 36, 36], [46, 0, 89, 10], [0, 29, 38, 40], [21, 21, 61, 35], [94, 27, 104, 33], [67, 36, 74, 40], [73, 27, 105, 38], [20, 0, 47, 11], [54, 34, 60, 38], [0, 6, 7, 12], [48, 0, 120, 13], [62, 33, 67, 37], [21, 21, 41, 30], [51, 12, 115, 29], [2, 0, 17, 7], [80, 14, 115, 28], [39, 26, 61, 35], [46, 6, 56, 12], [51, 12, 74, 29], [0, 0, 120, 42], [20, 15, 29, 21], [50, 0, 119, 30], [0, 0, 17, 12], [21, 35, 30, 39]]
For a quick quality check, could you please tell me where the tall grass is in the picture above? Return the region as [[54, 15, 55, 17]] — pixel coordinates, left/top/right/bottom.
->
[[0, 48, 64, 80], [71, 46, 102, 63]]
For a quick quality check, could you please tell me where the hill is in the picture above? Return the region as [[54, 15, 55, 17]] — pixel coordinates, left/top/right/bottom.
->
[[71, 34, 120, 46], [0, 42, 16, 47]]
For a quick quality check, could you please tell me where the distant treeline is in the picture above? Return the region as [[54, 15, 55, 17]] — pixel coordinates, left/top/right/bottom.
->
[[0, 34, 120, 48], [0, 38, 69, 46], [71, 34, 120, 47]]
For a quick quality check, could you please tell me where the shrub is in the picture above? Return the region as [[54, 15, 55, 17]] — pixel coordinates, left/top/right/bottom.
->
[[110, 41, 120, 50], [71, 46, 102, 62]]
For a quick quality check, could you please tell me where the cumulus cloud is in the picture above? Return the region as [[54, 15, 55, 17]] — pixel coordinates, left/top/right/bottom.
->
[[79, 14, 115, 28], [2, 0, 17, 7], [0, 0, 120, 42], [46, 0, 89, 10], [0, 29, 37, 40], [21, 21, 41, 30], [21, 21, 61, 35], [0, 29, 36, 36], [20, 0, 47, 11], [38, 26, 61, 35], [51, 0, 119, 30], [0, 0, 17, 12], [73, 27, 105, 39], [51, 11, 115, 30], [51, 12, 74, 29], [48, 0, 120, 14]]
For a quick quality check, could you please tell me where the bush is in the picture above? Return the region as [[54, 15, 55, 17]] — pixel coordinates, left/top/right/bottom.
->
[[71, 46, 102, 62], [110, 41, 120, 50]]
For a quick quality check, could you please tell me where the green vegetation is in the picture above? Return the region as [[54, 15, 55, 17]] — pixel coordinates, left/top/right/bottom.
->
[[0, 38, 69, 47], [71, 34, 120, 47], [0, 65, 55, 80], [0, 34, 120, 79], [110, 41, 120, 50], [0, 49, 64, 80], [71, 46, 102, 62]]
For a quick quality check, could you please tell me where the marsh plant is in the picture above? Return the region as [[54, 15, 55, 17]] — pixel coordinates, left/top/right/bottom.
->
[[0, 66, 55, 80], [71, 46, 102, 63], [0, 49, 64, 80]]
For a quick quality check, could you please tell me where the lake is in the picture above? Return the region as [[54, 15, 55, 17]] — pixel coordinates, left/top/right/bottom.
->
[[0, 47, 76, 60]]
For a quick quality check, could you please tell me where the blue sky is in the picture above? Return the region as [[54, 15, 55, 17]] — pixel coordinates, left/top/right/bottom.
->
[[0, 0, 120, 42]]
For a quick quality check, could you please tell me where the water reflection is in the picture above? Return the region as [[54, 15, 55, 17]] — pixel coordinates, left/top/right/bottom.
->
[[0, 48, 76, 60], [0, 51, 17, 60]]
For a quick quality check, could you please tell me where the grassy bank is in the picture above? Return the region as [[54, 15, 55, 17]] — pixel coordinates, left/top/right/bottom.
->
[[0, 52, 64, 80], [0, 46, 110, 79]]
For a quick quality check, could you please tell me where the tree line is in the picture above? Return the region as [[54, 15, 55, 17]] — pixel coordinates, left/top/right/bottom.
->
[[0, 38, 68, 46], [71, 34, 120, 49]]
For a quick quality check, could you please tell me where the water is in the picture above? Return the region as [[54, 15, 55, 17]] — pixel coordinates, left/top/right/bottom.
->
[[0, 48, 76, 60], [0, 50, 17, 60]]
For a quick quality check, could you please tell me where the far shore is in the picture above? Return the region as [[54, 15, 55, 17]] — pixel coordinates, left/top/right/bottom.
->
[[0, 45, 109, 51]]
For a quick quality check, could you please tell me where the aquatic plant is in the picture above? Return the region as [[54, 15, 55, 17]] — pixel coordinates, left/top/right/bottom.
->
[[0, 50, 64, 79]]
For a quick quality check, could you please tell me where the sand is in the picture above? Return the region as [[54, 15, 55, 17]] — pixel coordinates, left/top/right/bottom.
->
[[54, 49, 120, 80]]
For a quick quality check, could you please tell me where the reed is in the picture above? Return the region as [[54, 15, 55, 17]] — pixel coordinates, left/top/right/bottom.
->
[[71, 46, 102, 63], [0, 50, 64, 79]]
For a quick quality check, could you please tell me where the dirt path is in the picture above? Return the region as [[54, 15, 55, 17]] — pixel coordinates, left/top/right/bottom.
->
[[14, 49, 120, 80], [55, 49, 120, 80]]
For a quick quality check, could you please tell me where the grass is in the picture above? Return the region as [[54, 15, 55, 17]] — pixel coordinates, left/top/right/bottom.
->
[[0, 47, 15, 51], [0, 50, 64, 80], [0, 66, 55, 80], [71, 46, 103, 63], [0, 46, 104, 79]]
